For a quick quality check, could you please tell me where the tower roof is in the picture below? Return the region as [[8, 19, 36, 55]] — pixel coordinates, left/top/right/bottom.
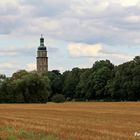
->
[[38, 34, 47, 50]]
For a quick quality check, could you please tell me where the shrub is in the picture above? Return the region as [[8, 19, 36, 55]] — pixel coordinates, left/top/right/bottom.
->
[[51, 94, 65, 103]]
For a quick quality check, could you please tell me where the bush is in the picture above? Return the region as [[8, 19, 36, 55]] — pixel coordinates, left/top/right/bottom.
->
[[51, 94, 65, 103]]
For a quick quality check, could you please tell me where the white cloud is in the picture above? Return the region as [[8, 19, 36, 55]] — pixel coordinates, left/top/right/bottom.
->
[[0, 63, 16, 70], [68, 43, 102, 57], [125, 15, 140, 23], [26, 63, 36, 71], [0, 52, 18, 56], [115, 0, 139, 7], [1, 0, 140, 46], [67, 42, 134, 63], [0, 45, 36, 57], [101, 52, 133, 62]]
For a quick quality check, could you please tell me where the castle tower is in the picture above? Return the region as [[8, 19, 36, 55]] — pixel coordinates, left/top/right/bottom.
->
[[37, 35, 48, 73]]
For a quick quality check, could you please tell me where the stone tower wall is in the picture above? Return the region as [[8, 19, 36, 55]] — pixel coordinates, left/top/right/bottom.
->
[[37, 57, 48, 73]]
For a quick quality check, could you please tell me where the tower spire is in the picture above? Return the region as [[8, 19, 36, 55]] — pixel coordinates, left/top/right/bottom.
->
[[40, 34, 44, 46]]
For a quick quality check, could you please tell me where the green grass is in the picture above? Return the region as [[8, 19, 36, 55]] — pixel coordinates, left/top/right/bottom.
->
[[18, 128, 35, 139], [0, 126, 15, 133], [7, 135, 17, 140], [0, 126, 61, 140]]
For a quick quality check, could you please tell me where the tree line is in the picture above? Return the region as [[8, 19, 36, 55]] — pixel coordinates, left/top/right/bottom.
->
[[0, 56, 139, 103]]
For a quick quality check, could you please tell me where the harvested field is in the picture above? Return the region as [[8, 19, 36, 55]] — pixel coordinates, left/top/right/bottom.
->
[[0, 102, 140, 140]]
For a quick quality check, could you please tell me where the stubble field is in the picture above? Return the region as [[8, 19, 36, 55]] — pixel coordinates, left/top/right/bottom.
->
[[0, 102, 140, 140]]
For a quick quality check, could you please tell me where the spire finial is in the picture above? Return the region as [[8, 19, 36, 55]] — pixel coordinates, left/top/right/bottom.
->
[[40, 34, 44, 46]]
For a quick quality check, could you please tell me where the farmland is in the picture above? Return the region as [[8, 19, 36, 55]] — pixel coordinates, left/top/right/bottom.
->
[[0, 102, 140, 140]]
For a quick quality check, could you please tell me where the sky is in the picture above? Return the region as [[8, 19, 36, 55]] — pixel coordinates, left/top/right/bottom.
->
[[0, 0, 140, 76]]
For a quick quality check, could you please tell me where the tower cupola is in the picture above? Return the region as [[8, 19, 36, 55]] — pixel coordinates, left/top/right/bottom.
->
[[38, 34, 46, 50]]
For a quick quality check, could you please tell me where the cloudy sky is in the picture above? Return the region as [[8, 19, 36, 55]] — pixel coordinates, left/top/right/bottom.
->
[[0, 0, 140, 76]]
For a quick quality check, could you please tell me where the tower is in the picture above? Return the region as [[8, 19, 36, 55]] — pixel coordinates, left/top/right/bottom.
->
[[37, 35, 48, 73]]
